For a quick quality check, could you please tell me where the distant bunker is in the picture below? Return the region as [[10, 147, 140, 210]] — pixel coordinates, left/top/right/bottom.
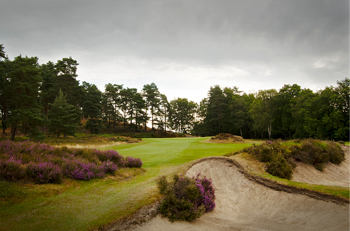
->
[[210, 133, 245, 143]]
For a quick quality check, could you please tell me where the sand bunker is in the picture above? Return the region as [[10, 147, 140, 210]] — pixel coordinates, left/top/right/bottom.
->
[[292, 146, 350, 187], [129, 158, 349, 231]]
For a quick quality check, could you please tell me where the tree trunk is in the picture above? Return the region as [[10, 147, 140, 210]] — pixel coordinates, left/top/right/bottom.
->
[[267, 123, 272, 140], [10, 124, 17, 141], [240, 128, 243, 138]]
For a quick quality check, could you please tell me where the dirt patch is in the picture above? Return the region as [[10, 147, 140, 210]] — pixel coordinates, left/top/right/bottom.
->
[[208, 133, 245, 143], [292, 145, 350, 187], [123, 157, 348, 231]]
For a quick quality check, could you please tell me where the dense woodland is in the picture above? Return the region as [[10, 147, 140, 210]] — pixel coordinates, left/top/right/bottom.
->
[[0, 44, 348, 141]]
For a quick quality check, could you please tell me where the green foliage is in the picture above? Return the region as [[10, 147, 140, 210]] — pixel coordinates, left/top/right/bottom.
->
[[4, 55, 44, 141], [54, 57, 81, 107], [265, 154, 293, 179], [142, 83, 160, 130], [237, 139, 345, 179], [290, 139, 345, 169], [49, 89, 79, 137], [168, 98, 198, 133]]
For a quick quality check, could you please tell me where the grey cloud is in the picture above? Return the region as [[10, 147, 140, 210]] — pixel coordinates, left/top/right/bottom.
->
[[0, 0, 348, 101]]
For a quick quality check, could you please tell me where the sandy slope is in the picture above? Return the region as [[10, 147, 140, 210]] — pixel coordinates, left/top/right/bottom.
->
[[130, 158, 349, 231], [292, 145, 350, 187]]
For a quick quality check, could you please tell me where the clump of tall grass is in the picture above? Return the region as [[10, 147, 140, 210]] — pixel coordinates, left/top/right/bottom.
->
[[157, 173, 215, 222], [0, 140, 142, 183]]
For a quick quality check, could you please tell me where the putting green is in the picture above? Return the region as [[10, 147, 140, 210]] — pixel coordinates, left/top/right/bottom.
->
[[105, 137, 254, 168]]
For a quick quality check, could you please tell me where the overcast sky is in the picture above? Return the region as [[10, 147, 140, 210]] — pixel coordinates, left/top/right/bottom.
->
[[1, 0, 348, 103]]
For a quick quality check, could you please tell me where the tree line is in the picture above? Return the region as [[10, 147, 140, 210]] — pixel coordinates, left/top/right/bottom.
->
[[0, 44, 348, 141], [193, 80, 349, 141], [0, 45, 197, 140]]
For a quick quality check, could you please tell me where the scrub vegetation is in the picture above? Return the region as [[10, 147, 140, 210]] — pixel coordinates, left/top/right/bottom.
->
[[157, 173, 215, 222], [228, 139, 345, 179]]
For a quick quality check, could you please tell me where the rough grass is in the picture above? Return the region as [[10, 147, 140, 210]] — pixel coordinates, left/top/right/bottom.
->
[[0, 137, 254, 231]]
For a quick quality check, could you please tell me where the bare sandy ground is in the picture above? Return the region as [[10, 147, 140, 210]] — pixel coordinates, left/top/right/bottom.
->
[[292, 145, 350, 187], [130, 158, 349, 231], [53, 142, 123, 149]]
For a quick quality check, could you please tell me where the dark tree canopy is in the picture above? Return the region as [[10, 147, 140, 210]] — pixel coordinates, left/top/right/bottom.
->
[[49, 89, 79, 137]]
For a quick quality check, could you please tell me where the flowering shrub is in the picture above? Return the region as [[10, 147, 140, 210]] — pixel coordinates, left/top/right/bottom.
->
[[26, 162, 62, 184], [100, 160, 118, 174], [0, 140, 143, 184], [157, 173, 215, 222], [94, 149, 124, 166], [63, 160, 105, 180], [124, 157, 143, 168], [0, 158, 26, 181]]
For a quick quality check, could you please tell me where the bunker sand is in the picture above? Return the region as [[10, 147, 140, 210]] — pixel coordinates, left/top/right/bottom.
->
[[131, 158, 349, 231]]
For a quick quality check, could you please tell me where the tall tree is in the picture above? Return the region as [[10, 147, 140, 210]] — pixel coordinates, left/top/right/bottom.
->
[[142, 83, 160, 130], [157, 94, 169, 132], [0, 45, 10, 134], [81, 82, 103, 134], [132, 92, 147, 131], [206, 85, 225, 135], [249, 89, 277, 139], [40, 61, 58, 119], [5, 55, 44, 140], [273, 84, 301, 139], [103, 83, 123, 128], [48, 89, 79, 137], [119, 88, 136, 130], [54, 57, 81, 107], [168, 98, 197, 133]]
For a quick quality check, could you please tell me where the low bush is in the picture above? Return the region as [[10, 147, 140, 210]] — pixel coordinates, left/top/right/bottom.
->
[[290, 139, 344, 170], [234, 139, 345, 179], [157, 173, 215, 222], [100, 160, 118, 174], [94, 149, 124, 166], [124, 157, 143, 168], [265, 154, 293, 180], [26, 162, 62, 184], [0, 158, 26, 181], [63, 160, 105, 180], [0, 140, 143, 184]]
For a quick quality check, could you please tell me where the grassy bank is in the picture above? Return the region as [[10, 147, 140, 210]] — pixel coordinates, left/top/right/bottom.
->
[[0, 137, 256, 231], [232, 153, 349, 200]]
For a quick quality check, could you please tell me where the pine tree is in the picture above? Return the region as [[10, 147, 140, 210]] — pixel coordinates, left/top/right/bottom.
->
[[82, 82, 103, 134], [5, 55, 44, 140], [48, 89, 79, 137]]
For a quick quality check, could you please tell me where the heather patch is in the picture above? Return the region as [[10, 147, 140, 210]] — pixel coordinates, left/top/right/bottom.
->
[[0, 140, 142, 183], [26, 162, 62, 184], [0, 158, 26, 181], [157, 173, 215, 222]]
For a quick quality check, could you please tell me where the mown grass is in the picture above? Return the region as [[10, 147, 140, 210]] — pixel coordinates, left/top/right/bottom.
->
[[0, 137, 256, 231]]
